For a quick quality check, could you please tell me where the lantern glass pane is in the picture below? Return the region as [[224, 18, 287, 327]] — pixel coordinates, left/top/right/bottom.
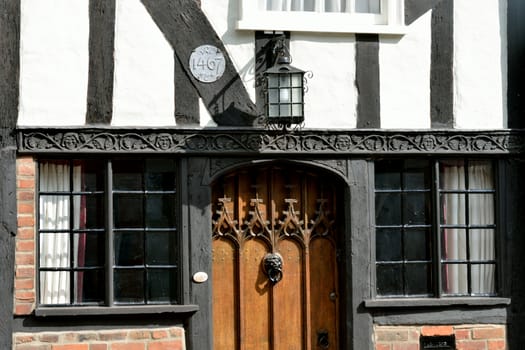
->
[[292, 104, 303, 117], [280, 104, 291, 116], [279, 74, 291, 87], [292, 88, 302, 102], [268, 74, 279, 88], [291, 73, 302, 87], [269, 104, 279, 117], [268, 89, 279, 104], [280, 87, 291, 103]]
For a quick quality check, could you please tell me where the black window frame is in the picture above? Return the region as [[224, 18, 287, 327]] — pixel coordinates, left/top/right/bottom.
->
[[373, 158, 501, 299], [35, 157, 196, 315]]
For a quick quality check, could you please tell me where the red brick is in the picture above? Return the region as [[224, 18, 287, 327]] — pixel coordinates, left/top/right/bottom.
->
[[16, 267, 34, 278], [16, 253, 35, 265], [18, 179, 35, 189], [152, 330, 168, 340], [17, 227, 35, 239], [18, 161, 36, 177], [15, 334, 36, 344], [78, 333, 98, 342], [488, 339, 506, 350], [393, 344, 418, 350], [16, 345, 51, 350], [472, 327, 505, 340], [15, 278, 35, 290], [52, 344, 89, 350], [376, 344, 391, 350], [98, 332, 127, 341], [455, 329, 472, 340], [15, 290, 35, 302], [148, 341, 183, 350], [17, 240, 35, 252], [456, 340, 488, 350], [128, 330, 151, 340], [376, 329, 409, 342], [15, 303, 34, 315], [421, 326, 454, 336], [17, 216, 35, 228], [18, 191, 35, 201], [111, 343, 145, 350], [39, 334, 60, 343], [18, 203, 35, 215], [90, 345, 108, 350]]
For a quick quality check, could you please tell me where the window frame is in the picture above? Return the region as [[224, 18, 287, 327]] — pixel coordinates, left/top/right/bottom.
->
[[236, 0, 406, 34], [35, 157, 197, 316], [371, 158, 504, 301]]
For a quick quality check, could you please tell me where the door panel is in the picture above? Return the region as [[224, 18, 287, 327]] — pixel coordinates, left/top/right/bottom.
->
[[212, 164, 340, 350]]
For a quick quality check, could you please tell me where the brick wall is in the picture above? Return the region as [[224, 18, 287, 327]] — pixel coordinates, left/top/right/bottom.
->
[[374, 324, 507, 350], [15, 156, 37, 315], [13, 327, 186, 350]]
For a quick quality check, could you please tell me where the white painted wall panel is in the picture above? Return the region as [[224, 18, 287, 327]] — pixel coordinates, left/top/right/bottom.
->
[[454, 0, 507, 129], [379, 11, 431, 129], [18, 0, 89, 126], [112, 0, 175, 127]]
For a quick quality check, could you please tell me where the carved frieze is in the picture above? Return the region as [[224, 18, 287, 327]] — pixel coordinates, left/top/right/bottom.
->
[[18, 128, 525, 155]]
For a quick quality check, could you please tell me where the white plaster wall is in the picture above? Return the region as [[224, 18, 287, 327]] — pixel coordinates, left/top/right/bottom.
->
[[112, 0, 175, 127], [379, 11, 431, 129], [454, 0, 507, 129], [291, 34, 357, 128], [18, 0, 89, 126]]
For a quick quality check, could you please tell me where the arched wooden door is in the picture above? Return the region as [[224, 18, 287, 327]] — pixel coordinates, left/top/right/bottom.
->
[[212, 163, 341, 350]]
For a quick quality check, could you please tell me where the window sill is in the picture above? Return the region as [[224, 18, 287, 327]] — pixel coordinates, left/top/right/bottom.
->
[[34, 304, 199, 317], [364, 297, 511, 309]]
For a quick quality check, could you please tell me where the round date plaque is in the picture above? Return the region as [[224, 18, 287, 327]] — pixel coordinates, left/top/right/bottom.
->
[[189, 45, 226, 83]]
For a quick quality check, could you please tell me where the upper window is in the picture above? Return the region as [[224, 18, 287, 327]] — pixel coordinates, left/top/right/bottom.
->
[[237, 0, 405, 34], [374, 159, 497, 298], [38, 159, 180, 307]]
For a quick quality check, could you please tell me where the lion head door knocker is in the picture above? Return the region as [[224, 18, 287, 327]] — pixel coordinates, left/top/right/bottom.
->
[[263, 252, 283, 284]]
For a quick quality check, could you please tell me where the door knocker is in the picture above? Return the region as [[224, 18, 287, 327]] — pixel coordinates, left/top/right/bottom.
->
[[263, 252, 283, 284]]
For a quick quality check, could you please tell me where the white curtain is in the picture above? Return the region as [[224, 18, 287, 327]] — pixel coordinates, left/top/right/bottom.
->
[[442, 161, 495, 295], [266, 0, 380, 13], [40, 162, 81, 304]]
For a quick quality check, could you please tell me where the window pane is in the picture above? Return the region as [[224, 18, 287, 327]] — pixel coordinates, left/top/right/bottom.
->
[[145, 159, 175, 191], [469, 229, 495, 261], [146, 194, 176, 228], [468, 161, 494, 190], [73, 160, 105, 192], [375, 161, 401, 190], [114, 194, 144, 228], [471, 264, 495, 294], [146, 232, 177, 265], [375, 193, 401, 225], [40, 271, 70, 305], [404, 229, 430, 261], [440, 194, 466, 225], [113, 161, 144, 190], [376, 228, 401, 261], [73, 195, 104, 229], [114, 269, 144, 304], [74, 270, 104, 304], [441, 229, 467, 261], [404, 193, 429, 225], [376, 264, 403, 296], [440, 160, 466, 190], [469, 194, 495, 225], [442, 264, 468, 295], [279, 103, 292, 116], [40, 195, 71, 230], [403, 160, 430, 190], [39, 233, 70, 268], [148, 269, 178, 303], [40, 162, 71, 192], [406, 263, 431, 295], [74, 233, 104, 267], [114, 232, 144, 266]]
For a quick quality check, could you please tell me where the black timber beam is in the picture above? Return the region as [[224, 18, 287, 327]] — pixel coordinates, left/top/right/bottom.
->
[[355, 34, 380, 129], [0, 0, 20, 348]]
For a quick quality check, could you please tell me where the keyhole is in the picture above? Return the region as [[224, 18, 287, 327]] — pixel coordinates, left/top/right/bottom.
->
[[317, 330, 329, 349]]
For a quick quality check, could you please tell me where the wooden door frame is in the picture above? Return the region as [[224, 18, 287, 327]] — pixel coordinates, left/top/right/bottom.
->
[[186, 157, 374, 350]]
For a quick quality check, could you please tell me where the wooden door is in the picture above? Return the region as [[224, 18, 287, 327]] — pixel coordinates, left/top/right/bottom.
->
[[212, 164, 341, 350]]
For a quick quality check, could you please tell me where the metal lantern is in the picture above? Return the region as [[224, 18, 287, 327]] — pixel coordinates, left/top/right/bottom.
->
[[264, 51, 306, 127]]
